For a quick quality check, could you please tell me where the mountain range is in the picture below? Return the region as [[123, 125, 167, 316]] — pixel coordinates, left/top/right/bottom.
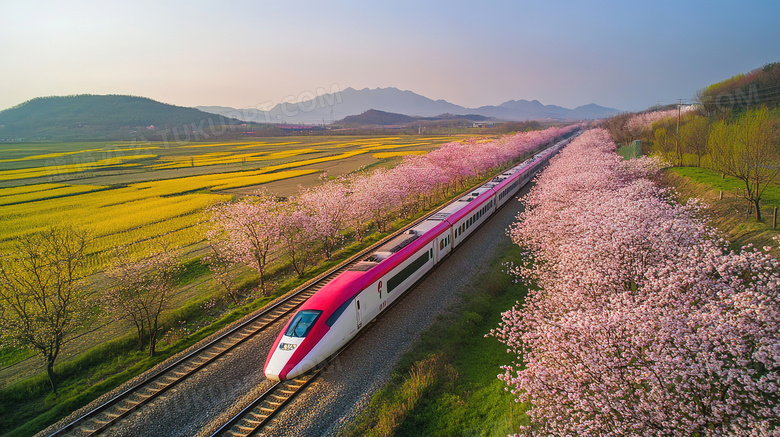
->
[[0, 88, 620, 141], [197, 87, 621, 124]]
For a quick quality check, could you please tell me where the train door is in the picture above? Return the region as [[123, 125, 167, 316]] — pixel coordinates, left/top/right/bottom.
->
[[356, 299, 362, 329]]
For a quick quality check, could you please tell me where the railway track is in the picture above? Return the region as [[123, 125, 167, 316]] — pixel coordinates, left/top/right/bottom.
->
[[209, 321, 366, 437], [209, 373, 320, 437]]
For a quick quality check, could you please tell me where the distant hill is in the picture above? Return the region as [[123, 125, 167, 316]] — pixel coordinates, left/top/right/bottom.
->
[[472, 99, 622, 121], [339, 109, 417, 125], [198, 87, 621, 124], [0, 95, 242, 141], [697, 62, 780, 114], [337, 109, 493, 127]]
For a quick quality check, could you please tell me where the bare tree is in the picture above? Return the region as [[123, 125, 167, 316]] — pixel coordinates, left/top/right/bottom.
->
[[104, 245, 180, 356], [653, 126, 673, 163], [680, 116, 710, 167], [0, 227, 92, 392], [709, 107, 779, 220]]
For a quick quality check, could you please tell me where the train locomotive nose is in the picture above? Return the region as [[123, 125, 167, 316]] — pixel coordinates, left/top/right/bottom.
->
[[264, 369, 282, 382], [264, 351, 290, 381]]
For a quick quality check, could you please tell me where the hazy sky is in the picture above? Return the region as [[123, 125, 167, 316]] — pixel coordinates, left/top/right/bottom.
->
[[2, 0, 779, 112]]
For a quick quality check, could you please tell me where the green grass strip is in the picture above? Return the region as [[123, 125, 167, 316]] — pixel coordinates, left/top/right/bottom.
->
[[340, 242, 532, 437]]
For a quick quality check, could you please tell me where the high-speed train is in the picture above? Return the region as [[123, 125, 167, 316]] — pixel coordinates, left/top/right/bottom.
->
[[264, 132, 578, 381]]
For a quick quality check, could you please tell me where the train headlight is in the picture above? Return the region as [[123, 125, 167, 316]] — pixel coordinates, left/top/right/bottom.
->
[[279, 342, 298, 351]]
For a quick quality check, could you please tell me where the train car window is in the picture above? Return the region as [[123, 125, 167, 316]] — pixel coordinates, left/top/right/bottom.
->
[[326, 298, 354, 327], [285, 310, 323, 337], [388, 251, 430, 293]]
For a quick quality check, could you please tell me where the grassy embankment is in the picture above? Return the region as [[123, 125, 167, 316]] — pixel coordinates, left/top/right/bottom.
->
[[663, 166, 780, 253], [340, 242, 531, 437]]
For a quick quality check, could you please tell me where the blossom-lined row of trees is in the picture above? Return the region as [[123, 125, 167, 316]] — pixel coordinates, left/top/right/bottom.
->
[[624, 106, 695, 133], [206, 125, 578, 295], [490, 128, 780, 436]]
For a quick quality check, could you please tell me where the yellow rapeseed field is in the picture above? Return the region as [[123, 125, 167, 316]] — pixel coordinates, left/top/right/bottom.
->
[[0, 184, 106, 206], [0, 135, 468, 269], [0, 154, 157, 181]]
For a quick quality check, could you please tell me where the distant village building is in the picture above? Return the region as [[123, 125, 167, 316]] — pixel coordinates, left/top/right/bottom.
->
[[277, 124, 326, 133]]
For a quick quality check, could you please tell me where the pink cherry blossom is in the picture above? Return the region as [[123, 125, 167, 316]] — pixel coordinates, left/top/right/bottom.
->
[[490, 128, 780, 436]]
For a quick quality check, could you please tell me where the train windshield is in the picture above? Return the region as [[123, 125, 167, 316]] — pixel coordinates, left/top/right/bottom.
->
[[285, 310, 323, 338]]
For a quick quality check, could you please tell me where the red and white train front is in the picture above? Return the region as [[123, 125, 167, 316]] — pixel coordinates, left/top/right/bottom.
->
[[264, 271, 370, 381]]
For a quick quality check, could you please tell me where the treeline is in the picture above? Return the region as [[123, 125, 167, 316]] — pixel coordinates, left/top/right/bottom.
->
[[697, 62, 780, 114], [604, 61, 780, 220]]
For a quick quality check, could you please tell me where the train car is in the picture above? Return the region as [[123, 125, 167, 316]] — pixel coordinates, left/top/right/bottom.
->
[[443, 186, 496, 249], [264, 133, 578, 381]]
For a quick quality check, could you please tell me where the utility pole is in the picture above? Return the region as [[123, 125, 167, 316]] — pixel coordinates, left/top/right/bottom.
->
[[676, 98, 682, 166]]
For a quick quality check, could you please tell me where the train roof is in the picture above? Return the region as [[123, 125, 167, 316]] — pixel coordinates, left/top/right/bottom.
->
[[302, 219, 449, 316]]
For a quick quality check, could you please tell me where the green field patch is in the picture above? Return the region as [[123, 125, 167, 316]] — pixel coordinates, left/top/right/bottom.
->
[[373, 151, 427, 159], [0, 183, 107, 206], [0, 154, 158, 181], [668, 167, 780, 208]]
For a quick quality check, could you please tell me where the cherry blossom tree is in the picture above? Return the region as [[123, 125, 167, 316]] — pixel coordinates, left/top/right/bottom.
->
[[206, 192, 283, 293], [296, 180, 351, 259], [203, 243, 242, 304], [0, 227, 92, 392], [278, 198, 320, 277], [490, 128, 780, 436]]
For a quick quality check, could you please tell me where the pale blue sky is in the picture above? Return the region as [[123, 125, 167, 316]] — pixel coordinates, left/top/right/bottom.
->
[[1, 0, 779, 112]]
